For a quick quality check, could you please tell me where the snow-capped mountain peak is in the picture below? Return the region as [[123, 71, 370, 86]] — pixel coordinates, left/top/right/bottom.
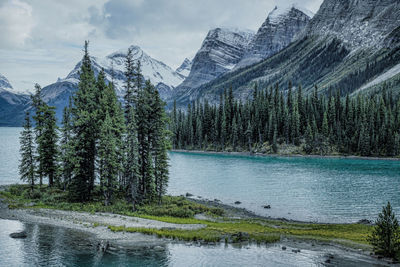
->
[[56, 45, 184, 100], [267, 5, 314, 25], [233, 5, 312, 70], [0, 73, 13, 93]]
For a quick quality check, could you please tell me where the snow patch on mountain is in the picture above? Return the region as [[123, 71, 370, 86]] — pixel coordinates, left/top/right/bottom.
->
[[358, 62, 400, 92]]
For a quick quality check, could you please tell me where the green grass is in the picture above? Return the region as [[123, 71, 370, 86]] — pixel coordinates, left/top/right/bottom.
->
[[0, 184, 373, 246], [0, 185, 223, 218]]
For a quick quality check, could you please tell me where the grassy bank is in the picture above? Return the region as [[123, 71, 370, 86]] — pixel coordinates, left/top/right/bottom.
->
[[0, 184, 373, 247]]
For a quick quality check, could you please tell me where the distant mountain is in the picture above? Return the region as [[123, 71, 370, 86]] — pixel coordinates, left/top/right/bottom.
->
[[0, 74, 30, 126], [176, 58, 192, 78], [0, 73, 13, 92], [0, 46, 184, 125], [172, 0, 400, 107], [171, 28, 255, 104], [41, 45, 184, 122], [234, 5, 312, 70]]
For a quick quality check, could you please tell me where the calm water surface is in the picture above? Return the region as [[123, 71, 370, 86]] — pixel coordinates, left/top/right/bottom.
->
[[1, 127, 398, 266], [1, 127, 400, 223], [169, 151, 400, 223], [0, 219, 389, 267]]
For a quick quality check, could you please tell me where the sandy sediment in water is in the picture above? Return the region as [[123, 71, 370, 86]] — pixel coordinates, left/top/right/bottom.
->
[[0, 200, 204, 247]]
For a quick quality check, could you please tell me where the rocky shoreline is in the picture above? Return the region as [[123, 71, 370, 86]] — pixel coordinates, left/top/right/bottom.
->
[[0, 197, 203, 248], [171, 149, 400, 161], [0, 195, 397, 266]]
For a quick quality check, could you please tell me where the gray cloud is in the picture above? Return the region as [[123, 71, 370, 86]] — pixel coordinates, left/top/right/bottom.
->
[[0, 0, 323, 92]]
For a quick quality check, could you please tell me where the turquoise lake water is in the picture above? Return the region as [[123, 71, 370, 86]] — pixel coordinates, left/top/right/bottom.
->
[[1, 127, 399, 266], [168, 151, 400, 223], [2, 127, 400, 223]]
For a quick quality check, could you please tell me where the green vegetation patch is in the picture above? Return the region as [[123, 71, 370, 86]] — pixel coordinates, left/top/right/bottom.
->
[[0, 184, 373, 246]]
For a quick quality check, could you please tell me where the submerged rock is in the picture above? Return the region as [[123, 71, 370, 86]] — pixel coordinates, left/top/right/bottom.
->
[[10, 231, 27, 239], [234, 201, 241, 205], [282, 246, 287, 250], [357, 219, 372, 225], [153, 246, 165, 251], [186, 192, 193, 197], [263, 205, 271, 209]]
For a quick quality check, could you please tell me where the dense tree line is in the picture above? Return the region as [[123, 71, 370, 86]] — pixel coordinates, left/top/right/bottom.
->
[[170, 83, 400, 157], [19, 42, 169, 207]]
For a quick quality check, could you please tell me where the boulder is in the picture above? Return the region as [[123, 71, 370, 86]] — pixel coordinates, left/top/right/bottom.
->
[[234, 201, 241, 205], [154, 246, 165, 251], [10, 231, 27, 239]]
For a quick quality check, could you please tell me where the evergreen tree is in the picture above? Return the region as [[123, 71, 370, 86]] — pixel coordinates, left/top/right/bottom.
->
[[38, 105, 59, 187], [19, 112, 36, 191], [98, 112, 119, 206], [69, 41, 99, 201], [61, 98, 74, 190], [369, 202, 400, 258], [31, 84, 45, 186], [153, 91, 170, 204]]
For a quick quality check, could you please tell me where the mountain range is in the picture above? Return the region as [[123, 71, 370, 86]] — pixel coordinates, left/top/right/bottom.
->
[[1, 0, 400, 126], [173, 0, 400, 106]]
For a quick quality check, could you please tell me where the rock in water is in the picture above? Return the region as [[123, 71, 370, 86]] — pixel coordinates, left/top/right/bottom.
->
[[10, 231, 27, 239]]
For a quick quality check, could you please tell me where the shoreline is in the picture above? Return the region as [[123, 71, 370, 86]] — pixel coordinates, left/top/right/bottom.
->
[[170, 149, 400, 161], [0, 198, 200, 248], [0, 185, 397, 265]]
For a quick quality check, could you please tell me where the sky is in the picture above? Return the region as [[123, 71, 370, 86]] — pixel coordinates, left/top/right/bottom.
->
[[0, 0, 323, 93]]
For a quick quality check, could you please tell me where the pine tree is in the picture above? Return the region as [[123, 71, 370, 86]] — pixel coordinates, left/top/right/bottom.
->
[[31, 84, 59, 188], [136, 80, 155, 202], [123, 48, 140, 208], [39, 105, 59, 187], [98, 112, 119, 206], [31, 84, 45, 186], [272, 124, 278, 153], [153, 91, 169, 204], [61, 98, 74, 190], [369, 202, 400, 258], [69, 41, 99, 201], [19, 112, 36, 191]]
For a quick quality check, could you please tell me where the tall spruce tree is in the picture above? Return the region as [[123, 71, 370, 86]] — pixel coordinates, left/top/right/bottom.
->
[[61, 98, 74, 190], [123, 48, 140, 209], [38, 105, 59, 187], [31, 84, 45, 186], [98, 112, 119, 206], [19, 112, 36, 191], [69, 41, 99, 201], [152, 90, 169, 204]]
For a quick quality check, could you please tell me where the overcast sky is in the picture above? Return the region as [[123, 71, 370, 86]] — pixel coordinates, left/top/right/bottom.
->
[[0, 0, 323, 93]]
